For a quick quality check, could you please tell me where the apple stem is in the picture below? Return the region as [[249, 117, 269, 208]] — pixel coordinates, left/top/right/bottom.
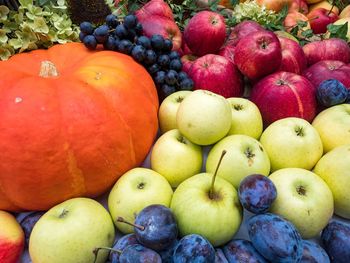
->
[[117, 217, 145, 231], [93, 247, 122, 263], [209, 150, 227, 199], [327, 1, 335, 16]]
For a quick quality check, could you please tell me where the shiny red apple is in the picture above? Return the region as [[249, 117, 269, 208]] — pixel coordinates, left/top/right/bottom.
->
[[250, 71, 317, 126], [226, 20, 265, 46], [303, 60, 350, 88], [303, 38, 350, 65], [234, 30, 282, 80], [181, 54, 198, 74], [183, 11, 226, 56], [188, 54, 244, 98], [278, 36, 307, 74], [135, 0, 174, 20], [307, 8, 339, 34], [289, 0, 308, 14], [218, 45, 236, 64]]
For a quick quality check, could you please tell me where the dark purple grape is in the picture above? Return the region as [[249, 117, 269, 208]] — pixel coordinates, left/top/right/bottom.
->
[[300, 240, 330, 263], [134, 204, 178, 251], [144, 50, 157, 65], [135, 23, 143, 36], [104, 36, 117, 50], [169, 59, 183, 72], [321, 220, 350, 263], [83, 35, 98, 50], [124, 14, 138, 29], [79, 31, 86, 42], [148, 64, 160, 75], [119, 244, 161, 263], [151, 35, 165, 51], [173, 234, 215, 263], [118, 39, 133, 54], [158, 54, 170, 68], [109, 234, 139, 263], [159, 239, 179, 263], [159, 84, 177, 101], [222, 239, 268, 263], [163, 39, 173, 52], [93, 25, 110, 44], [238, 174, 277, 214], [346, 90, 350, 103], [106, 14, 119, 28], [126, 29, 137, 42], [131, 45, 146, 62], [115, 24, 128, 39], [80, 21, 94, 35], [136, 36, 151, 49], [316, 79, 348, 107], [178, 71, 188, 81], [20, 211, 45, 248], [179, 78, 194, 91], [215, 248, 229, 263], [154, 71, 166, 86], [248, 213, 303, 263], [165, 70, 178, 86], [169, 50, 180, 60]]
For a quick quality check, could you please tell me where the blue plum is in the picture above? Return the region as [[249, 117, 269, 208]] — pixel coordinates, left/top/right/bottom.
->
[[215, 248, 228, 263], [173, 234, 215, 263], [238, 174, 277, 214], [119, 244, 161, 263], [159, 239, 179, 263], [222, 239, 268, 263], [248, 213, 303, 263], [20, 211, 45, 248], [321, 220, 350, 263], [109, 234, 139, 263], [299, 240, 330, 263], [316, 79, 348, 107], [134, 204, 178, 251]]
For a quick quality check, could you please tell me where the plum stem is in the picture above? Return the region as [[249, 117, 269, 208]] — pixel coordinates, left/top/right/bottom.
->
[[93, 247, 122, 263], [209, 150, 227, 199], [117, 217, 145, 231]]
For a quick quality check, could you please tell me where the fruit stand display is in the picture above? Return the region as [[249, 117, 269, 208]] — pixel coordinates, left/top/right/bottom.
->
[[0, 0, 350, 262]]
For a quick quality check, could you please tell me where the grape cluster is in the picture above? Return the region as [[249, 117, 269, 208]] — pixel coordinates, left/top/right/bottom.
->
[[79, 14, 194, 102]]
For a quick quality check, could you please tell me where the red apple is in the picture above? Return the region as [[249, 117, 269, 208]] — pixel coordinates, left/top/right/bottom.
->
[[226, 20, 265, 46], [302, 38, 350, 65], [181, 54, 198, 74], [183, 11, 226, 56], [250, 71, 317, 126], [257, 0, 293, 12], [303, 60, 350, 88], [234, 30, 282, 80], [137, 16, 182, 50], [0, 211, 25, 263], [180, 39, 192, 56], [135, 0, 174, 21], [278, 36, 307, 74], [218, 45, 236, 64], [284, 12, 310, 37], [188, 54, 244, 98], [289, 0, 308, 14], [307, 8, 339, 34]]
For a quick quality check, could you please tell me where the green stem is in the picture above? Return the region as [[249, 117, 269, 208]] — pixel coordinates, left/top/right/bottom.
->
[[209, 150, 227, 199]]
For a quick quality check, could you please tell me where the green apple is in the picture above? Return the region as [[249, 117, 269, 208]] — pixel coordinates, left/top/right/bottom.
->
[[108, 167, 173, 234], [170, 172, 242, 247], [206, 134, 270, 188], [313, 144, 350, 219], [176, 90, 231, 145], [226, 97, 263, 139], [151, 129, 202, 187], [269, 168, 334, 238], [312, 104, 350, 153], [260, 117, 323, 171], [29, 198, 115, 263], [158, 90, 192, 134]]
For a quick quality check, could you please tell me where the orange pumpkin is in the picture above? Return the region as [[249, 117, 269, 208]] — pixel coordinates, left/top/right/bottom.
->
[[0, 43, 159, 211]]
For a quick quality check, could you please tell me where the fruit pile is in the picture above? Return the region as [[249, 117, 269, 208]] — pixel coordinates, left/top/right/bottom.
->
[[0, 0, 350, 262]]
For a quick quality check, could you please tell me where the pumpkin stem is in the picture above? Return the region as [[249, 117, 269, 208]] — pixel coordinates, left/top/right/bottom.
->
[[39, 61, 59, 78]]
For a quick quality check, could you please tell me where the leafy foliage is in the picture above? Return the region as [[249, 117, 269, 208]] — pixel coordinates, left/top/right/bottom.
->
[[327, 22, 349, 41]]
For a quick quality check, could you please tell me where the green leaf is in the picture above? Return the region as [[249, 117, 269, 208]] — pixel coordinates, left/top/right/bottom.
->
[[327, 22, 349, 41], [0, 5, 9, 20], [0, 46, 13, 61], [0, 29, 9, 43], [19, 0, 34, 7], [33, 17, 49, 34]]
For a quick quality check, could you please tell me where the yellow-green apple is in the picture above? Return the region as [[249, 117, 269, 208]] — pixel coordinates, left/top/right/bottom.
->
[[302, 39, 350, 66], [269, 168, 334, 238], [150, 129, 202, 187], [307, 8, 339, 34], [183, 11, 226, 56], [303, 60, 350, 89], [0, 211, 24, 263], [329, 17, 350, 41], [312, 104, 350, 153], [278, 36, 307, 74], [339, 5, 350, 18], [176, 90, 232, 145], [250, 71, 317, 127], [259, 117, 323, 171], [206, 135, 270, 188], [181, 54, 197, 74], [234, 30, 282, 80], [108, 167, 173, 234], [29, 198, 115, 263], [158, 90, 192, 133], [284, 12, 310, 37], [226, 20, 265, 46], [256, 0, 292, 12], [188, 54, 244, 98], [170, 172, 243, 246], [288, 0, 308, 14], [309, 1, 340, 14], [313, 144, 350, 218], [226, 97, 263, 139]]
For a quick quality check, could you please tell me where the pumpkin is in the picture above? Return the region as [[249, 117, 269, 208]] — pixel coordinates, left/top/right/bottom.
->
[[0, 43, 159, 211]]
